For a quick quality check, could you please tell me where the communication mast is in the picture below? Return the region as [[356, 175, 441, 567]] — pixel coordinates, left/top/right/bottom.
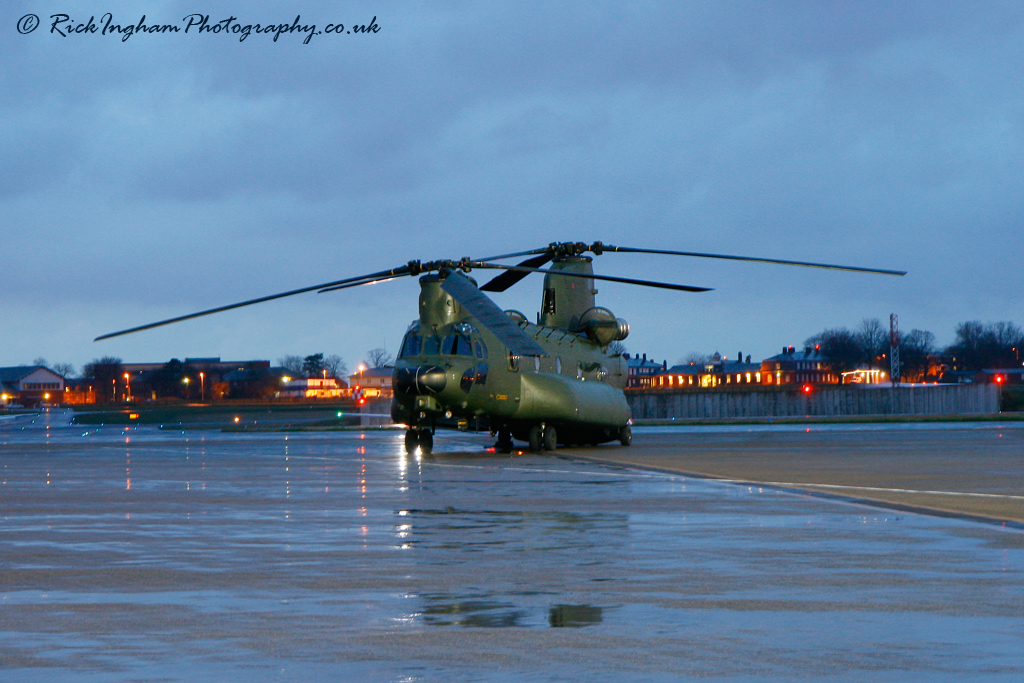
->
[[889, 313, 900, 386]]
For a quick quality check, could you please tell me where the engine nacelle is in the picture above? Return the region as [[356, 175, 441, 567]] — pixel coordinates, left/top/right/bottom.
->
[[575, 307, 629, 346]]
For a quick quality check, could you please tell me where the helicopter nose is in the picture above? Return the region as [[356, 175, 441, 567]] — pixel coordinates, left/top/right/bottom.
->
[[394, 365, 447, 396]]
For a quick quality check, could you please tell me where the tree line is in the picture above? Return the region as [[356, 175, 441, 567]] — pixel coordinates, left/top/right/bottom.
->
[[805, 319, 1022, 382]]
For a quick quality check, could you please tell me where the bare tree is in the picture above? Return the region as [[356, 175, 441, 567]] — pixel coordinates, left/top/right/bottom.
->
[[278, 355, 304, 376], [679, 352, 710, 366], [856, 318, 889, 367], [805, 328, 860, 380], [607, 341, 627, 356], [82, 357, 124, 403], [32, 357, 48, 368], [52, 363, 76, 378], [365, 348, 392, 368], [324, 354, 347, 378], [946, 321, 1024, 370], [902, 329, 937, 382]]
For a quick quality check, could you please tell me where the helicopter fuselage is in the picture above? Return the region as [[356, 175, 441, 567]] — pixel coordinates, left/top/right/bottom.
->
[[391, 266, 631, 453]]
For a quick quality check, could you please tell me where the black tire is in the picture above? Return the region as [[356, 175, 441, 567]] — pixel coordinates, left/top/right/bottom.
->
[[527, 425, 543, 453], [619, 425, 632, 447], [542, 424, 557, 451], [418, 429, 434, 455], [495, 429, 513, 454], [404, 429, 418, 454]]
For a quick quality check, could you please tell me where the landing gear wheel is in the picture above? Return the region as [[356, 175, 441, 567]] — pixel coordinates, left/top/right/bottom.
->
[[542, 425, 557, 451], [495, 429, 513, 454], [528, 425, 543, 453], [619, 425, 632, 447], [404, 429, 418, 454], [418, 429, 434, 455]]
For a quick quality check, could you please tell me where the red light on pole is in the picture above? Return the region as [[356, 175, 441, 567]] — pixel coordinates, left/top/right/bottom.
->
[[802, 384, 813, 394], [995, 375, 1005, 384]]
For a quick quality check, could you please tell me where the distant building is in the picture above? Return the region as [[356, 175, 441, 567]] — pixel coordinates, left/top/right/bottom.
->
[[278, 376, 347, 400], [0, 366, 66, 408], [760, 346, 840, 385], [624, 353, 665, 389], [219, 365, 292, 400], [650, 352, 762, 390], [349, 366, 393, 401]]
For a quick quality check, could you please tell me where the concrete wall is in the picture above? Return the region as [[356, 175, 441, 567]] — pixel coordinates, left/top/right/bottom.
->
[[359, 398, 394, 426], [627, 384, 1000, 420]]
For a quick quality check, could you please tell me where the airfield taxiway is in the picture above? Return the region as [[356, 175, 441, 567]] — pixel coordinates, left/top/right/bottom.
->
[[2, 416, 1023, 681], [579, 422, 1024, 524]]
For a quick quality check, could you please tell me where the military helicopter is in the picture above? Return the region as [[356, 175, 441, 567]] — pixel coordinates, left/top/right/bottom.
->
[[96, 241, 904, 454]]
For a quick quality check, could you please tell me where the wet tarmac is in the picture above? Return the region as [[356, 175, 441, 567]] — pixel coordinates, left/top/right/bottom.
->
[[2, 413, 1024, 681]]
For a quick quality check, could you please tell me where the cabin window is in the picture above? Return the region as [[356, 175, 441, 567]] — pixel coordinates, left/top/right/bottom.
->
[[475, 362, 488, 386], [534, 356, 541, 372], [555, 357, 562, 374], [475, 340, 488, 359], [542, 288, 556, 315], [460, 366, 476, 392]]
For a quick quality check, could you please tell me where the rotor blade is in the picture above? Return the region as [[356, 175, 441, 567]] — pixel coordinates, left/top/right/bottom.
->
[[318, 275, 407, 293], [95, 264, 413, 341], [440, 271, 549, 357], [479, 253, 555, 292], [472, 263, 713, 293], [472, 246, 551, 262], [599, 245, 906, 276]]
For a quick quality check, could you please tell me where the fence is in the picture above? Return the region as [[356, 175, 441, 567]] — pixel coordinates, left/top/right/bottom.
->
[[627, 384, 1000, 420]]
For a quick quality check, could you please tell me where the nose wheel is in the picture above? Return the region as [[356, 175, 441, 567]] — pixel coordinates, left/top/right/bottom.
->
[[404, 427, 433, 455]]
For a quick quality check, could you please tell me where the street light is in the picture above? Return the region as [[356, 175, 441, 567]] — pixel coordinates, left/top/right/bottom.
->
[[124, 372, 131, 402], [199, 371, 205, 403]]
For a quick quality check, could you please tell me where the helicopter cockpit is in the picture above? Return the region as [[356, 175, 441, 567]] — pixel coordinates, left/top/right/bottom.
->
[[399, 322, 488, 361]]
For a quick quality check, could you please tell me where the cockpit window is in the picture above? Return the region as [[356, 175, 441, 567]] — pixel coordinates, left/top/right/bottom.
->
[[442, 333, 474, 356], [398, 332, 422, 358], [423, 335, 442, 355]]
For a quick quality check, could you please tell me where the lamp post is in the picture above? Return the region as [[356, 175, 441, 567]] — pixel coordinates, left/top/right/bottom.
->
[[124, 372, 131, 402], [182, 376, 190, 400], [199, 372, 205, 403]]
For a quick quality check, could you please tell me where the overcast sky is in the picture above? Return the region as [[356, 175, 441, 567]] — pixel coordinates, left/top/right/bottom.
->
[[3, 1, 1022, 374]]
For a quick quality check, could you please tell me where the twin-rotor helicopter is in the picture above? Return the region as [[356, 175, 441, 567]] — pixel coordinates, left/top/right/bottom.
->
[[97, 241, 904, 454]]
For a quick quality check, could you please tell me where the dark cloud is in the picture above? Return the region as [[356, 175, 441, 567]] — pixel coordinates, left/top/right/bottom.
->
[[2, 1, 1023, 369]]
